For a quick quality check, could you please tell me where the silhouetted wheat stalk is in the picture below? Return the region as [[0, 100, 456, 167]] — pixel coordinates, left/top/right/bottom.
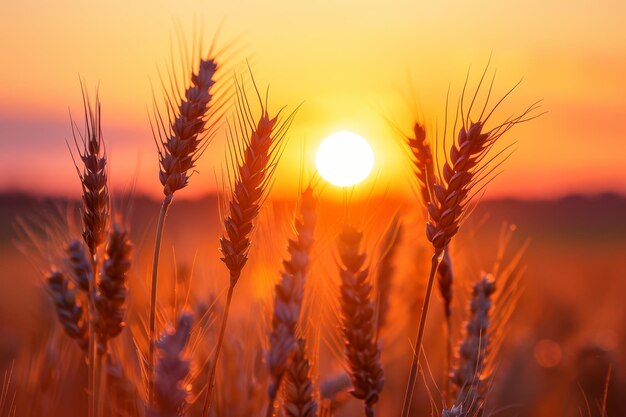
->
[[406, 120, 456, 400], [149, 55, 219, 402], [201, 77, 295, 417], [400, 72, 541, 417], [267, 187, 317, 416], [69, 89, 109, 417], [337, 226, 384, 417]]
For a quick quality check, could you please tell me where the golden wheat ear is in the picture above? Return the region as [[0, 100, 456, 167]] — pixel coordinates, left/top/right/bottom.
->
[[219, 75, 297, 287], [427, 77, 542, 252], [337, 225, 384, 417], [154, 57, 221, 198], [46, 270, 89, 352], [95, 221, 132, 354], [283, 338, 318, 417], [406, 121, 436, 208], [266, 186, 317, 415], [404, 119, 455, 322], [69, 85, 109, 259], [203, 72, 297, 417]]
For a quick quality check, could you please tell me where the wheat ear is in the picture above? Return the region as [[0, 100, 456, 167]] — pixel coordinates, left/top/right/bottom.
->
[[267, 187, 317, 416], [448, 275, 495, 415], [71, 91, 109, 259], [406, 122, 436, 207], [283, 338, 318, 417], [148, 313, 193, 417], [202, 79, 294, 417], [46, 270, 89, 351], [337, 226, 384, 417], [406, 121, 456, 320], [400, 80, 539, 417], [70, 88, 109, 417], [95, 222, 132, 354], [149, 56, 219, 401]]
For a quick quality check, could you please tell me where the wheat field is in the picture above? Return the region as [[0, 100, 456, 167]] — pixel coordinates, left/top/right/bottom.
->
[[1, 6, 626, 417]]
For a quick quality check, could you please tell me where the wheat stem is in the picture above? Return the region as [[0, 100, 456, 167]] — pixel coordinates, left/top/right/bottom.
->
[[88, 259, 98, 417], [148, 194, 173, 403], [444, 315, 452, 407], [201, 283, 234, 416], [400, 251, 441, 417]]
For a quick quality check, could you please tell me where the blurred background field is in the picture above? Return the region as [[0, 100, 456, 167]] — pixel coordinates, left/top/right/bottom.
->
[[1, 191, 625, 417]]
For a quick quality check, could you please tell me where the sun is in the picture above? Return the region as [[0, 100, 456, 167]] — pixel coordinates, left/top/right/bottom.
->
[[315, 131, 374, 187]]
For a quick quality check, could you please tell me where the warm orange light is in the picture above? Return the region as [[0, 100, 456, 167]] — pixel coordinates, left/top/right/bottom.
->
[[315, 131, 374, 187]]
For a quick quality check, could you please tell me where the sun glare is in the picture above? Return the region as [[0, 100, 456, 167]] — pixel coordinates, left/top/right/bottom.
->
[[315, 131, 374, 187]]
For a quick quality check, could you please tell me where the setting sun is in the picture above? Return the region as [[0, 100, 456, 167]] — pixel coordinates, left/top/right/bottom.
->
[[315, 131, 374, 187]]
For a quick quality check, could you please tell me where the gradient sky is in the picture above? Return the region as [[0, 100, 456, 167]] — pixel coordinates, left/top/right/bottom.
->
[[1, 0, 625, 200]]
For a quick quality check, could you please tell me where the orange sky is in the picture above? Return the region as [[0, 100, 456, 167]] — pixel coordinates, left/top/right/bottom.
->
[[1, 0, 625, 200]]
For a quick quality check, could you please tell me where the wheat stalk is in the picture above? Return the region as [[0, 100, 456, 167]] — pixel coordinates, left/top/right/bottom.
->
[[407, 120, 456, 403], [69, 88, 109, 417], [283, 338, 318, 417], [400, 75, 540, 417], [267, 187, 317, 416], [202, 77, 294, 417], [149, 55, 219, 402], [337, 226, 384, 417]]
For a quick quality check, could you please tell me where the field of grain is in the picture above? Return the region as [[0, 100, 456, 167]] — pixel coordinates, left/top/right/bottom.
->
[[1, 190, 625, 417], [2, 3, 626, 417]]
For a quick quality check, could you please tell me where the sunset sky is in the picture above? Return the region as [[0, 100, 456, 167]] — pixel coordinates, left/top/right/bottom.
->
[[1, 0, 625, 200]]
